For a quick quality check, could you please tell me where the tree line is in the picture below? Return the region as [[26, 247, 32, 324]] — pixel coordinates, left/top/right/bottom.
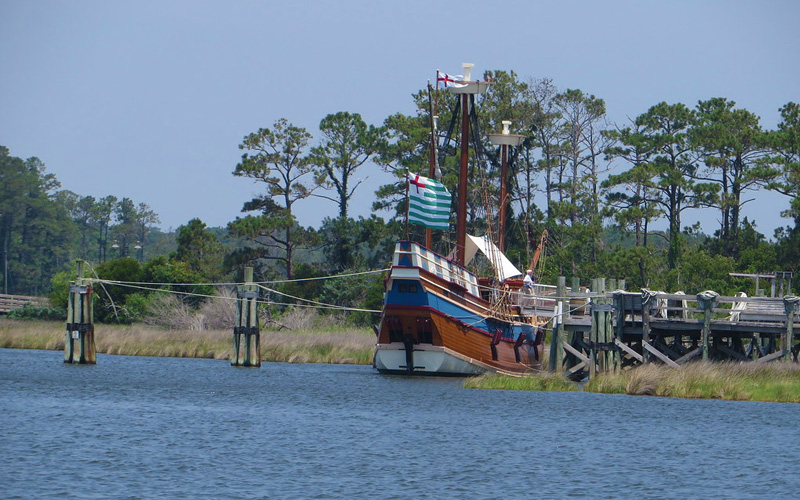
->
[[232, 70, 798, 294], [0, 146, 164, 295], [1, 68, 798, 323]]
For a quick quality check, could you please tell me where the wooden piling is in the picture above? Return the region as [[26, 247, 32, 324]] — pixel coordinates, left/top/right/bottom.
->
[[613, 291, 625, 342], [65, 260, 95, 364], [232, 267, 261, 367], [641, 289, 657, 365], [696, 291, 718, 361], [784, 296, 799, 361], [549, 276, 566, 372], [589, 279, 598, 376], [590, 297, 614, 376]]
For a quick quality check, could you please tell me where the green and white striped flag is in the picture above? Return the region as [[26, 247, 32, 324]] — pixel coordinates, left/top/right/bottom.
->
[[408, 173, 452, 230]]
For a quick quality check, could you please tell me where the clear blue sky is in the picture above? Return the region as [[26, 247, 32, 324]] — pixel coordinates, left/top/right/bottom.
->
[[2, 0, 798, 236]]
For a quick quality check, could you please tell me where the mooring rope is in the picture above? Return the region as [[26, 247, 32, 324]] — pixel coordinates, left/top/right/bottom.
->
[[258, 268, 388, 284], [88, 278, 382, 314], [84, 267, 389, 288], [255, 283, 381, 313], [85, 266, 388, 315]]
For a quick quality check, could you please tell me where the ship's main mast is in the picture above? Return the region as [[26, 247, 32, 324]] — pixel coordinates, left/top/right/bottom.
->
[[447, 63, 489, 265], [487, 120, 524, 252]]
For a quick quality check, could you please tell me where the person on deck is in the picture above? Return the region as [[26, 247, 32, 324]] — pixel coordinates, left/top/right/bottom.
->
[[523, 269, 534, 294]]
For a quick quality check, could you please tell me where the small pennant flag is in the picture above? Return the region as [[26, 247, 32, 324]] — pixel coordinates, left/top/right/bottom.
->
[[408, 174, 452, 230]]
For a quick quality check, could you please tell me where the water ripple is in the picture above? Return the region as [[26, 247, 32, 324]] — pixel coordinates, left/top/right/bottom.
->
[[2, 349, 800, 499]]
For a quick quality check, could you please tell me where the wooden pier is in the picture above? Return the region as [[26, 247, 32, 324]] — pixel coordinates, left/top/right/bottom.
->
[[548, 282, 799, 379], [0, 294, 49, 314]]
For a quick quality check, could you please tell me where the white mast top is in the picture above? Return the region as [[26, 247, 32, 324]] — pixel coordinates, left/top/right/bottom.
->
[[462, 63, 474, 82], [447, 62, 489, 95], [487, 120, 525, 146]]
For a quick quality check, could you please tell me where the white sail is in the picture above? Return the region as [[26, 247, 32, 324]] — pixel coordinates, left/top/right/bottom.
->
[[460, 234, 522, 281]]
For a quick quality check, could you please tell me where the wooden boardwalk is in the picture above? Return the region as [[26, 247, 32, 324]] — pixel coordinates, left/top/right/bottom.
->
[[0, 294, 50, 314], [548, 288, 799, 379]]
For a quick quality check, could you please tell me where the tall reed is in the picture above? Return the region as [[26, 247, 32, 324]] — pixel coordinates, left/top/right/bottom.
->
[[0, 319, 375, 365], [464, 371, 579, 392], [463, 362, 800, 403], [584, 361, 800, 402]]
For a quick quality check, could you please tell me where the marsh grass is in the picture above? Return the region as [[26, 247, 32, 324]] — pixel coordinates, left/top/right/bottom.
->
[[260, 330, 375, 365], [582, 362, 800, 402], [464, 371, 579, 392], [464, 362, 800, 403], [0, 320, 67, 351], [0, 319, 375, 365]]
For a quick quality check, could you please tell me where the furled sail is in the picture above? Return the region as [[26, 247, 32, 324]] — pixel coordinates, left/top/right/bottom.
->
[[458, 234, 522, 281]]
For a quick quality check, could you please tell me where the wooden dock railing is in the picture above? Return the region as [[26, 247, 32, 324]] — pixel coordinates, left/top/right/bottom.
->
[[0, 294, 50, 314], [551, 287, 799, 379]]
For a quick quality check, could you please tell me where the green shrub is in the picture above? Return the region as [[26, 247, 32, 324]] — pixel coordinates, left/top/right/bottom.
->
[[7, 305, 66, 321], [120, 292, 151, 323], [48, 271, 75, 310]]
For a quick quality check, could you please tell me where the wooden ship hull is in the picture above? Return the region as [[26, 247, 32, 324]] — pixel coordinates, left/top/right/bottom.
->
[[374, 241, 544, 376]]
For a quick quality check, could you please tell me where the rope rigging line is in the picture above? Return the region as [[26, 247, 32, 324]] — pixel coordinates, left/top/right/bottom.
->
[[84, 267, 389, 288], [88, 280, 238, 301], [85, 266, 389, 315], [255, 284, 381, 314], [89, 278, 382, 314], [258, 268, 389, 284]]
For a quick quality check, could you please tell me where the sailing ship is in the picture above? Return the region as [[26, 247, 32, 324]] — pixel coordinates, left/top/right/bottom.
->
[[373, 64, 551, 376]]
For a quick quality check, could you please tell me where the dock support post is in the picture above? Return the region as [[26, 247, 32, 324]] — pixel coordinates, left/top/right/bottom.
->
[[65, 260, 95, 364], [696, 291, 719, 362], [590, 296, 614, 376], [232, 267, 261, 367], [613, 291, 624, 340], [784, 296, 798, 361], [549, 276, 566, 372], [613, 291, 626, 370], [589, 278, 598, 377], [641, 289, 657, 365]]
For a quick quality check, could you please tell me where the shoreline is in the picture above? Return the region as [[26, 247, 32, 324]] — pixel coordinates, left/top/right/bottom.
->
[[464, 362, 800, 403], [5, 319, 800, 403], [0, 319, 376, 365]]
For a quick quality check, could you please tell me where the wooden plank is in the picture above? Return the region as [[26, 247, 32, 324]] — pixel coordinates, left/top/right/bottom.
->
[[675, 347, 703, 365], [755, 349, 787, 363], [565, 360, 587, 378], [650, 341, 683, 361], [642, 341, 680, 367], [713, 343, 749, 362], [614, 339, 643, 362], [562, 341, 590, 364], [0, 294, 49, 313]]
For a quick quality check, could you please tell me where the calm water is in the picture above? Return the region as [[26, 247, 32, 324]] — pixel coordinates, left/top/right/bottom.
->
[[2, 348, 799, 499]]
